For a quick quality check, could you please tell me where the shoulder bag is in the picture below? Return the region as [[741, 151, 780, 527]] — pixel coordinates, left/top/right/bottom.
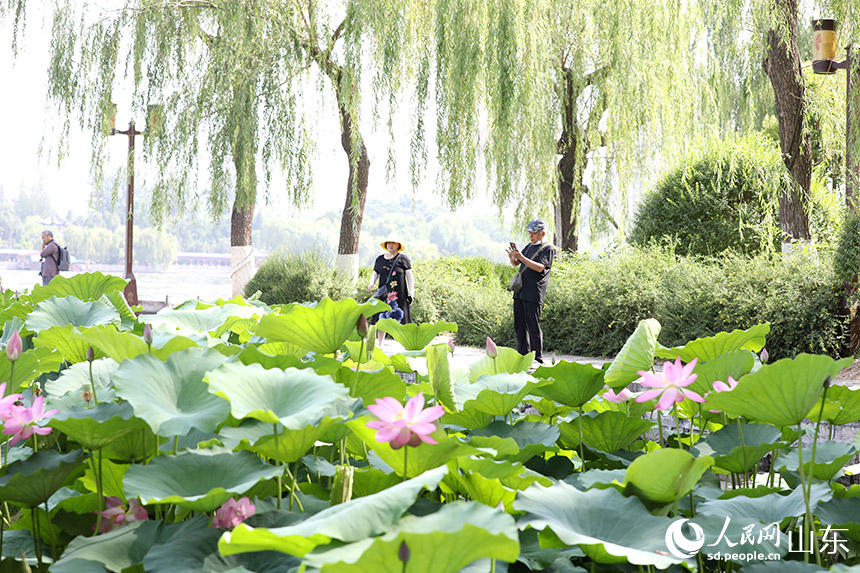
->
[[372, 254, 400, 300], [508, 243, 551, 293]]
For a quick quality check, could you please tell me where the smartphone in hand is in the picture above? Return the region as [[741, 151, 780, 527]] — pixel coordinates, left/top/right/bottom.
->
[[509, 242, 517, 250]]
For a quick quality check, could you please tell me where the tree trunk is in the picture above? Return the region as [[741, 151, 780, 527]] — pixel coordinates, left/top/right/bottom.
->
[[335, 101, 370, 279], [763, 0, 812, 241], [555, 68, 581, 252], [229, 76, 258, 298]]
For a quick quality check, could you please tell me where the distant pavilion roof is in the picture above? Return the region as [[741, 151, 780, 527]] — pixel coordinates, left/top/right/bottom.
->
[[39, 211, 67, 228]]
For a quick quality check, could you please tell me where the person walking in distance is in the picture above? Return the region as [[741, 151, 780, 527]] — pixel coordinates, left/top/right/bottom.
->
[[505, 219, 555, 367], [39, 230, 60, 286]]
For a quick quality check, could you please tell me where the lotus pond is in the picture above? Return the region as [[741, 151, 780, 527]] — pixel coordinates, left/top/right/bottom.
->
[[0, 272, 858, 572]]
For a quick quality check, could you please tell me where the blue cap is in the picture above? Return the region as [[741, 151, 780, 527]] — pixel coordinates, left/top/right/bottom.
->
[[526, 219, 546, 232]]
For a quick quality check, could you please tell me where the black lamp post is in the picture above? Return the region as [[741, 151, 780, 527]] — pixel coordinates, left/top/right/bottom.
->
[[107, 104, 161, 306]]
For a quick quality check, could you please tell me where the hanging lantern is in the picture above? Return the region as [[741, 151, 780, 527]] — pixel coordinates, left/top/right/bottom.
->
[[812, 19, 838, 74]]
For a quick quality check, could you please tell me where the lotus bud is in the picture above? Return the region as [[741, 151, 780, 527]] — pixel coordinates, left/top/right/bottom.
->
[[398, 541, 410, 564], [485, 337, 498, 359], [447, 339, 455, 353], [143, 324, 153, 346], [5, 331, 22, 362], [552, 353, 557, 365], [356, 315, 369, 339], [86, 346, 95, 362], [760, 348, 769, 363]]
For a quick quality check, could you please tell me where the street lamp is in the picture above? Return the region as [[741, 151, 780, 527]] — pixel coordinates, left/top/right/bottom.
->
[[106, 104, 161, 306], [811, 19, 858, 206]]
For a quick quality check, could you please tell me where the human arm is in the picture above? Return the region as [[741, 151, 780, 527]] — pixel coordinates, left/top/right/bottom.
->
[[505, 246, 520, 266], [367, 271, 379, 292], [405, 269, 414, 300]]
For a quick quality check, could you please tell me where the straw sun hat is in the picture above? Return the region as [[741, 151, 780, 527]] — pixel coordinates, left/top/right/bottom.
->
[[379, 233, 406, 252]]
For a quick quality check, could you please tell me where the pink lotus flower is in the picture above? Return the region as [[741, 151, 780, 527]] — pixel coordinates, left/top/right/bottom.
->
[[143, 323, 153, 346], [760, 348, 769, 364], [0, 383, 22, 416], [486, 337, 498, 359], [635, 357, 704, 411], [366, 393, 445, 449], [1, 395, 60, 446], [712, 376, 738, 393], [604, 388, 633, 403], [212, 497, 256, 529], [97, 497, 149, 533], [5, 331, 22, 362]]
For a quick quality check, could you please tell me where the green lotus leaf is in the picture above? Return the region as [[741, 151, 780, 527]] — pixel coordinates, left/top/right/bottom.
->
[[468, 347, 533, 382], [427, 343, 457, 412], [586, 392, 653, 418], [352, 467, 402, 498], [531, 361, 605, 408], [50, 402, 147, 450], [515, 482, 685, 568], [565, 468, 627, 491], [207, 362, 352, 427], [375, 319, 458, 351], [0, 450, 86, 507], [255, 297, 387, 354], [26, 272, 128, 305], [705, 354, 852, 426], [302, 502, 518, 572], [76, 325, 198, 363], [440, 408, 493, 430], [33, 324, 105, 364], [525, 397, 573, 419], [221, 418, 341, 463], [0, 529, 46, 566], [776, 441, 857, 481], [688, 349, 755, 397], [445, 458, 549, 510], [113, 349, 231, 436], [45, 358, 118, 409], [99, 290, 137, 329], [623, 448, 714, 504], [237, 344, 342, 375], [1, 317, 25, 345], [146, 303, 263, 336], [656, 323, 770, 362], [0, 345, 63, 392], [739, 563, 830, 573], [817, 496, 860, 543], [334, 365, 406, 404], [684, 513, 787, 562], [470, 421, 559, 463], [575, 411, 655, 453], [456, 373, 549, 416], [123, 448, 281, 511], [25, 296, 121, 333], [255, 340, 312, 359], [80, 457, 130, 499], [219, 467, 447, 557], [698, 482, 832, 524], [101, 425, 165, 462], [604, 319, 661, 389], [690, 423, 786, 475], [808, 385, 860, 426], [349, 416, 475, 478]]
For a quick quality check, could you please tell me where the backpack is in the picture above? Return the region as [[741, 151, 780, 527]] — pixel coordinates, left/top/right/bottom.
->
[[51, 242, 71, 272]]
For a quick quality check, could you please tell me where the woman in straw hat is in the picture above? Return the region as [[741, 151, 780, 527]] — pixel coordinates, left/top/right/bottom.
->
[[367, 233, 414, 346]]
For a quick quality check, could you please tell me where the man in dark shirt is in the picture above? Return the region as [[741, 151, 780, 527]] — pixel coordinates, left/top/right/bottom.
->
[[39, 230, 60, 286], [506, 219, 555, 366]]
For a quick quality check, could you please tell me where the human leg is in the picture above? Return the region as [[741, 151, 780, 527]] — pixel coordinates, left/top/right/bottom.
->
[[513, 298, 529, 355], [523, 301, 544, 363]]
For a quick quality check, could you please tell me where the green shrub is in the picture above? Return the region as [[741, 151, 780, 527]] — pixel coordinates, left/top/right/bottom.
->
[[834, 209, 860, 283], [245, 248, 356, 304], [629, 133, 785, 256]]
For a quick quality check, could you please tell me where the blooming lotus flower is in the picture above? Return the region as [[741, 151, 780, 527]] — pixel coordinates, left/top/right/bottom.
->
[[5, 331, 22, 362], [2, 395, 61, 446], [0, 383, 22, 417], [604, 388, 634, 403], [447, 339, 455, 353], [712, 376, 738, 393], [366, 393, 445, 449], [635, 357, 704, 411], [212, 497, 255, 529], [485, 337, 498, 359], [97, 497, 149, 533]]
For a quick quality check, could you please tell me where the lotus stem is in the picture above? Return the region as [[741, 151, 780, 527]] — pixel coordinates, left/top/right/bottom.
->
[[492, 357, 497, 376], [44, 499, 57, 562], [578, 409, 585, 472], [273, 424, 283, 510], [351, 338, 365, 396], [657, 411, 664, 448], [808, 380, 830, 503], [795, 424, 820, 567], [172, 436, 178, 455], [403, 447, 408, 482], [92, 449, 104, 536], [31, 508, 42, 565], [88, 359, 98, 405], [285, 464, 303, 512], [673, 406, 684, 451], [736, 419, 748, 488]]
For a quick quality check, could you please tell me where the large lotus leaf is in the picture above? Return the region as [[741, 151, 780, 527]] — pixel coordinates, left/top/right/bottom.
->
[[301, 502, 518, 572], [0, 345, 63, 392], [577, 411, 655, 453], [470, 421, 559, 463], [50, 401, 147, 450], [334, 365, 406, 404], [255, 297, 388, 353], [705, 354, 853, 426], [441, 408, 494, 430], [349, 416, 476, 478], [0, 450, 85, 507], [207, 362, 352, 428], [445, 458, 550, 510], [690, 423, 785, 475], [147, 303, 263, 336], [456, 373, 549, 416], [123, 448, 281, 511], [113, 348, 231, 436], [808, 385, 860, 426], [99, 290, 137, 330], [219, 467, 447, 556], [623, 448, 714, 504], [468, 347, 534, 382], [427, 343, 457, 412], [656, 323, 770, 362], [688, 349, 756, 397], [45, 357, 118, 409], [531, 361, 605, 408], [375, 319, 458, 351], [698, 482, 832, 524], [33, 324, 105, 364], [25, 296, 120, 332], [221, 418, 341, 463], [351, 467, 402, 498], [25, 272, 128, 305], [776, 440, 857, 481], [77, 325, 198, 363], [816, 496, 860, 542], [253, 340, 312, 359], [80, 458, 130, 499], [101, 425, 164, 462], [525, 397, 573, 419], [515, 482, 685, 568], [604, 319, 661, 389], [565, 468, 627, 491]]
